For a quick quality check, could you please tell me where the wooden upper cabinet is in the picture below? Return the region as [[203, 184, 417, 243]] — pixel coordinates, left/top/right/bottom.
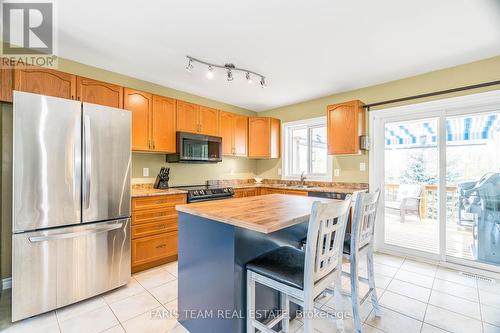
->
[[76, 76, 123, 108], [124, 88, 153, 151], [152, 95, 176, 153], [220, 111, 248, 156], [248, 117, 280, 159], [199, 106, 219, 136], [176, 101, 199, 134], [327, 100, 366, 155], [0, 61, 13, 102], [14, 68, 76, 100], [233, 114, 248, 156], [220, 111, 234, 155]]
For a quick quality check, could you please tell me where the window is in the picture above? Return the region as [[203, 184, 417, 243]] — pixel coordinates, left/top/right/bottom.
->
[[283, 117, 331, 181]]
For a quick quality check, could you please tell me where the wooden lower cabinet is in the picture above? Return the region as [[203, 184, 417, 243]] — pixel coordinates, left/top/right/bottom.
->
[[132, 231, 178, 268], [233, 188, 260, 198], [259, 188, 308, 196], [131, 194, 186, 273]]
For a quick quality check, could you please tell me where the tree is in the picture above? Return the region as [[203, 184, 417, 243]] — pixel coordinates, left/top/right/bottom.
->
[[400, 152, 437, 184]]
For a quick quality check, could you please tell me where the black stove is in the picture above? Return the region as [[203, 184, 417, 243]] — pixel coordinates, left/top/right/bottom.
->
[[175, 185, 234, 203]]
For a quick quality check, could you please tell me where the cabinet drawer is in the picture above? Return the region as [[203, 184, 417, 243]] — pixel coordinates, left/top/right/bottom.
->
[[132, 219, 177, 239], [284, 190, 308, 196], [132, 194, 186, 211], [132, 231, 178, 267], [132, 207, 177, 225]]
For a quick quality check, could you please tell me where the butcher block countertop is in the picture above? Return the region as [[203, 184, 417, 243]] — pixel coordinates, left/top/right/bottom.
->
[[176, 194, 337, 234]]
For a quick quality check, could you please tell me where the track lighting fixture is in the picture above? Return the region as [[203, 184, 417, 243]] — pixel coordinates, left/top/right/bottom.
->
[[185, 56, 267, 87], [246, 72, 253, 84], [185, 58, 194, 72], [206, 66, 214, 79]]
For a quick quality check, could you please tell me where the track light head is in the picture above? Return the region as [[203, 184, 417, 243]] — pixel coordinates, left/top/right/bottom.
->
[[246, 72, 252, 84], [260, 77, 266, 88], [207, 66, 214, 79], [227, 69, 233, 81], [186, 58, 194, 73]]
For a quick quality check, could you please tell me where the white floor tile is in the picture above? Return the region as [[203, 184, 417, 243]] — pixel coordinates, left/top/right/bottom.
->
[[149, 280, 178, 305], [164, 262, 178, 278], [394, 269, 435, 289], [435, 267, 477, 288], [432, 278, 479, 302], [169, 322, 190, 333], [56, 296, 107, 322], [164, 299, 178, 314], [109, 291, 161, 323], [479, 289, 500, 309], [424, 304, 483, 333], [379, 290, 427, 321], [122, 306, 177, 333], [373, 263, 399, 278], [482, 304, 500, 327], [3, 311, 60, 333], [484, 322, 500, 333], [387, 279, 431, 302], [420, 323, 450, 333], [477, 279, 500, 295], [134, 267, 176, 290], [365, 305, 422, 333], [103, 278, 146, 305], [400, 259, 438, 277], [59, 305, 119, 333], [373, 253, 405, 269], [428, 290, 481, 320], [102, 325, 126, 333]]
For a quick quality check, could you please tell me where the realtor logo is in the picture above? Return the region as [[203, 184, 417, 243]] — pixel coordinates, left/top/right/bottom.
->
[[2, 2, 53, 55]]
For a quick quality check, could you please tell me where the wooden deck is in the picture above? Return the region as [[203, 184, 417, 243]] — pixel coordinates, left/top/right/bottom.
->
[[384, 212, 474, 260]]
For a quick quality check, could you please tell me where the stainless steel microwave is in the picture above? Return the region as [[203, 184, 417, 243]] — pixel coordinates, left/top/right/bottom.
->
[[166, 132, 222, 163]]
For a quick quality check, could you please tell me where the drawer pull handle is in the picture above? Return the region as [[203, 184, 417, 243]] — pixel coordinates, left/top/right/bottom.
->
[[156, 244, 166, 249]]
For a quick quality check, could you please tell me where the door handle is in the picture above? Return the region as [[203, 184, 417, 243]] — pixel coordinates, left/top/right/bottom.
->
[[29, 222, 124, 243], [83, 115, 91, 209]]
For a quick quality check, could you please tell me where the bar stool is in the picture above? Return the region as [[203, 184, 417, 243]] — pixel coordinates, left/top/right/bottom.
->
[[342, 190, 382, 333], [246, 197, 352, 333]]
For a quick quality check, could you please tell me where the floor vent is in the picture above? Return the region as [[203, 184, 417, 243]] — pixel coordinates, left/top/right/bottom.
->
[[459, 271, 495, 283]]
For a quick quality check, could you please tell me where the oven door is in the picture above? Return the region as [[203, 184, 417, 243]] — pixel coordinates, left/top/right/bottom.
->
[[177, 132, 222, 162]]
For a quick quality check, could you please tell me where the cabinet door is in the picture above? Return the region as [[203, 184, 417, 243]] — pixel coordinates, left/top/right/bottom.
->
[[0, 63, 13, 102], [327, 100, 364, 155], [176, 101, 199, 133], [76, 76, 123, 108], [270, 118, 281, 159], [14, 68, 76, 100], [152, 95, 176, 153], [220, 111, 234, 155], [124, 88, 152, 151], [199, 106, 219, 136], [248, 117, 271, 158], [132, 231, 178, 268], [234, 114, 248, 156]]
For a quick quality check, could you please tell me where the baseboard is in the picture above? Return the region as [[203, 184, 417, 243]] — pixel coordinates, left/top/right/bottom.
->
[[2, 277, 11, 290]]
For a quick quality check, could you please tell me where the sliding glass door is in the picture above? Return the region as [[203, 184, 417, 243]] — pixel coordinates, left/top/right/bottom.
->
[[371, 91, 500, 271]]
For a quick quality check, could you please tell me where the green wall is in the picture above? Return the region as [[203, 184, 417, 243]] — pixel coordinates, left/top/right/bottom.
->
[[256, 56, 500, 182]]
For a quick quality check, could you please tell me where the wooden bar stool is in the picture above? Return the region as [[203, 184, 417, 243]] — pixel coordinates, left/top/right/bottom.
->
[[246, 197, 352, 333], [342, 190, 382, 333]]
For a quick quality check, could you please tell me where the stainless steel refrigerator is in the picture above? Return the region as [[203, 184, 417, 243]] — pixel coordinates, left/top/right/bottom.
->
[[11, 91, 132, 321]]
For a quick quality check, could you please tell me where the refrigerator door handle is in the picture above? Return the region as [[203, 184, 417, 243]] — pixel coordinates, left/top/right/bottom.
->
[[83, 115, 91, 209], [28, 222, 124, 243]]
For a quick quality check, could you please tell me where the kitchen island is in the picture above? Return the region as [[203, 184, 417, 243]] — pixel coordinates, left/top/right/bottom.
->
[[175, 194, 337, 333]]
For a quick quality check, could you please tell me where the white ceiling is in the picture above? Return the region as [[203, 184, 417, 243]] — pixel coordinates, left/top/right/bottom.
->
[[57, 0, 500, 111]]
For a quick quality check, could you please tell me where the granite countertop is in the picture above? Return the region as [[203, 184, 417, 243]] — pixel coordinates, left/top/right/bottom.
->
[[176, 194, 337, 233], [131, 187, 188, 198], [231, 183, 366, 194]]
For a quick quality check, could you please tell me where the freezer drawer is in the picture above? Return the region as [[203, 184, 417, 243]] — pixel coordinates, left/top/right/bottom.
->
[[12, 219, 131, 321]]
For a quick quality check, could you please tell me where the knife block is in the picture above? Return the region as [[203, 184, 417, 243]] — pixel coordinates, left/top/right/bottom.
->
[[154, 176, 169, 189]]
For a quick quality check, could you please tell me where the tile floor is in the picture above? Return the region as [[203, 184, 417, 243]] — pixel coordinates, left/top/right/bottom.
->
[[1, 253, 500, 333]]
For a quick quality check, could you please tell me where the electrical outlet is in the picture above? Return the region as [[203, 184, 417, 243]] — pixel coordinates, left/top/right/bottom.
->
[[334, 169, 340, 177], [143, 168, 149, 177], [360, 162, 366, 171]]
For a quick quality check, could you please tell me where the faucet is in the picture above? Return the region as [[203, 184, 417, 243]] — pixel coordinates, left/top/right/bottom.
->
[[300, 171, 307, 185]]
